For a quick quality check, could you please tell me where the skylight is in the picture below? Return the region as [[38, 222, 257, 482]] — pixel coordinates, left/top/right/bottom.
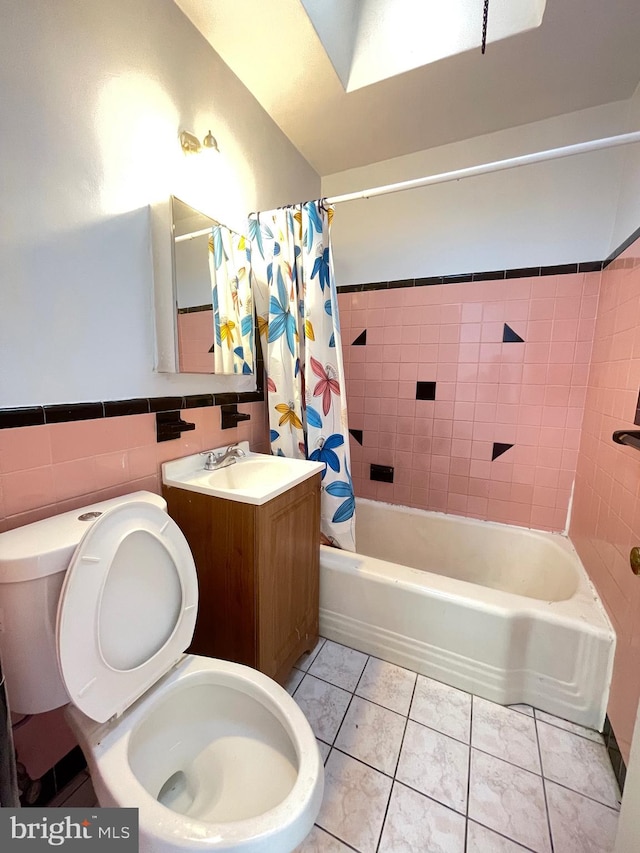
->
[[301, 0, 547, 92]]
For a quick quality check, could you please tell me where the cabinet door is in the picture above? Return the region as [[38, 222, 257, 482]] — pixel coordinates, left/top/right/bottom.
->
[[256, 474, 321, 682]]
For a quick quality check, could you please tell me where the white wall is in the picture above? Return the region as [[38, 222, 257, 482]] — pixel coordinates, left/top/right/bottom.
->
[[322, 103, 627, 285], [610, 81, 640, 253], [0, 0, 319, 408]]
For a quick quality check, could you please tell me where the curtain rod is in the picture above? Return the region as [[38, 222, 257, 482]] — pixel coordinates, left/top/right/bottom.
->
[[174, 227, 212, 243], [324, 131, 640, 205]]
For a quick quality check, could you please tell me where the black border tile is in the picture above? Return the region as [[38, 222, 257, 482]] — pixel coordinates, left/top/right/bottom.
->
[[104, 399, 150, 417], [415, 276, 444, 287], [540, 263, 578, 276], [177, 303, 213, 314], [360, 281, 390, 292], [183, 394, 214, 409], [44, 402, 104, 423], [505, 266, 540, 279], [148, 396, 185, 413], [416, 381, 436, 401], [0, 406, 45, 429], [213, 392, 240, 405], [472, 270, 506, 281], [605, 223, 640, 266], [392, 279, 415, 288], [442, 273, 473, 285], [578, 261, 604, 273]]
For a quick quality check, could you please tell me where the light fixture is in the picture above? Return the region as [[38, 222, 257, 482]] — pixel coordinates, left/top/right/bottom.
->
[[202, 130, 219, 152], [179, 129, 220, 154]]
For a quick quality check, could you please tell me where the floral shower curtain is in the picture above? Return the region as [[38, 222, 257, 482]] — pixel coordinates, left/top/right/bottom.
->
[[249, 201, 355, 551], [208, 224, 254, 375]]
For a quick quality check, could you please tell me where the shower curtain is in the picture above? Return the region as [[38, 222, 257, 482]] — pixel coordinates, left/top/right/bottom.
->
[[208, 224, 254, 375], [249, 201, 355, 551]]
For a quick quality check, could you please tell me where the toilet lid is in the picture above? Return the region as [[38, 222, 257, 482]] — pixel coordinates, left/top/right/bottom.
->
[[56, 501, 198, 723]]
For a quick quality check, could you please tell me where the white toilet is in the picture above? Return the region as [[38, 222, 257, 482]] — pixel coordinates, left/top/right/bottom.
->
[[0, 491, 323, 852]]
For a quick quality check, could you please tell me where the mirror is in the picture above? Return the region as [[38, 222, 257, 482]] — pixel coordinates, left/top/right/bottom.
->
[[171, 197, 254, 375], [172, 197, 217, 373]]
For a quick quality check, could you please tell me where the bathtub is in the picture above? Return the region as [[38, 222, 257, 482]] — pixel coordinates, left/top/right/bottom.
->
[[319, 499, 615, 730]]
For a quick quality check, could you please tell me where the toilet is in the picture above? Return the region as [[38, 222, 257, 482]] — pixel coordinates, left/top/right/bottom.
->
[[0, 491, 323, 852]]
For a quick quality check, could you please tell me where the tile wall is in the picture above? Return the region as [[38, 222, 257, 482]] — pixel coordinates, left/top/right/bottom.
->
[[0, 400, 269, 779], [177, 309, 215, 374], [570, 238, 640, 763], [339, 272, 599, 531]]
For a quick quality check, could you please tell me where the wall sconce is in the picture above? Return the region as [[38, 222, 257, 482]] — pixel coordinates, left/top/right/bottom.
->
[[179, 129, 220, 154]]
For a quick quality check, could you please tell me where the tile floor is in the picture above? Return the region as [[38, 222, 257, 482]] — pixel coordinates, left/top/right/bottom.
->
[[290, 638, 622, 853], [55, 637, 622, 853]]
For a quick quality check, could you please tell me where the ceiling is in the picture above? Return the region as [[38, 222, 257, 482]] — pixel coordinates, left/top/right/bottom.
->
[[174, 0, 640, 176]]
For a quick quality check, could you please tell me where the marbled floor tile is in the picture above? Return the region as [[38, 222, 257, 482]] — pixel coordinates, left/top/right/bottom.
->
[[334, 696, 406, 775], [534, 709, 603, 743], [378, 781, 465, 853], [317, 740, 331, 764], [294, 825, 355, 852], [466, 821, 533, 852], [286, 667, 305, 695], [409, 675, 472, 743], [396, 719, 469, 813], [355, 657, 417, 715], [317, 750, 392, 853], [468, 749, 551, 853], [309, 640, 368, 691], [546, 780, 619, 853], [295, 637, 326, 672], [293, 674, 352, 743], [537, 720, 621, 809], [472, 696, 541, 773], [508, 704, 534, 717]]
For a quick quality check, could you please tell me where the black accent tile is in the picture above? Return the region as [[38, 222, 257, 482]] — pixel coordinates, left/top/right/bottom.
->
[[0, 406, 45, 429], [44, 402, 104, 423], [392, 279, 415, 288], [578, 261, 604, 273], [208, 342, 215, 353], [635, 390, 640, 427], [156, 411, 196, 442], [472, 270, 506, 282], [177, 303, 213, 314], [540, 263, 578, 276], [349, 429, 364, 446], [506, 267, 540, 279], [416, 381, 436, 401], [604, 715, 627, 795], [492, 442, 514, 461], [370, 463, 394, 483], [336, 284, 363, 293], [104, 398, 150, 417], [238, 391, 264, 403], [352, 329, 367, 346], [148, 396, 185, 413], [53, 746, 87, 791], [605, 223, 640, 266], [213, 392, 240, 406], [415, 276, 444, 287], [503, 323, 525, 344], [360, 281, 389, 292], [442, 273, 473, 285], [183, 394, 214, 409]]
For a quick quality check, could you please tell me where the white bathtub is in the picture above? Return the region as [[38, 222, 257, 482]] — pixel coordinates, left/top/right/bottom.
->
[[319, 499, 615, 730]]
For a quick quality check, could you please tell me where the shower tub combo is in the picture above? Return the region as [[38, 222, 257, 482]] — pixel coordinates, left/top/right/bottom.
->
[[319, 499, 614, 730]]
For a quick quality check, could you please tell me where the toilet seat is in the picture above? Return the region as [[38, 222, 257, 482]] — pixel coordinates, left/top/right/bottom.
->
[[56, 500, 198, 723]]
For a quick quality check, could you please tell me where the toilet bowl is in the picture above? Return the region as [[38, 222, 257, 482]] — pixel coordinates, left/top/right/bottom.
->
[[0, 492, 323, 852]]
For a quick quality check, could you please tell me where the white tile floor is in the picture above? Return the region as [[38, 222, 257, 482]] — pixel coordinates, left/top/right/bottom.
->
[[54, 637, 622, 853], [290, 638, 622, 853]]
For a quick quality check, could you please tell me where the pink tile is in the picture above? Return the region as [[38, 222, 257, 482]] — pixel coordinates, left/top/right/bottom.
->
[[52, 458, 97, 502], [0, 424, 52, 473], [3, 466, 55, 515]]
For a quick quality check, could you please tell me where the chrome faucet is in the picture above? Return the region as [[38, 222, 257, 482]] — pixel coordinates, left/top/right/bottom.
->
[[200, 445, 246, 471]]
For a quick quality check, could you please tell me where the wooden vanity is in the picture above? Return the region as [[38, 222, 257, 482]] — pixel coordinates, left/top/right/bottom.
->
[[163, 473, 321, 685]]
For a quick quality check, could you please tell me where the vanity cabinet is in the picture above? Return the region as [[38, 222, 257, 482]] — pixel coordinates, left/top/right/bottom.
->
[[163, 474, 321, 685]]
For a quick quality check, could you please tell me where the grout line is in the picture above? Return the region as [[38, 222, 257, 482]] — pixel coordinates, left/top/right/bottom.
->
[[312, 825, 360, 852], [533, 709, 603, 744], [464, 694, 474, 852], [534, 715, 556, 853], [467, 819, 539, 853]]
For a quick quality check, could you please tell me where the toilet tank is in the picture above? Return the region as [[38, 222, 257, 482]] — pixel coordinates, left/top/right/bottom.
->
[[0, 491, 166, 715]]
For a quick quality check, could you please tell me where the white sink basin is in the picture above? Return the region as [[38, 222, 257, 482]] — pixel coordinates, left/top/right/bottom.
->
[[162, 442, 324, 505]]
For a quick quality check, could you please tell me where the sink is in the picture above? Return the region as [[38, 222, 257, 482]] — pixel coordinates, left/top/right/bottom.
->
[[162, 442, 324, 505]]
